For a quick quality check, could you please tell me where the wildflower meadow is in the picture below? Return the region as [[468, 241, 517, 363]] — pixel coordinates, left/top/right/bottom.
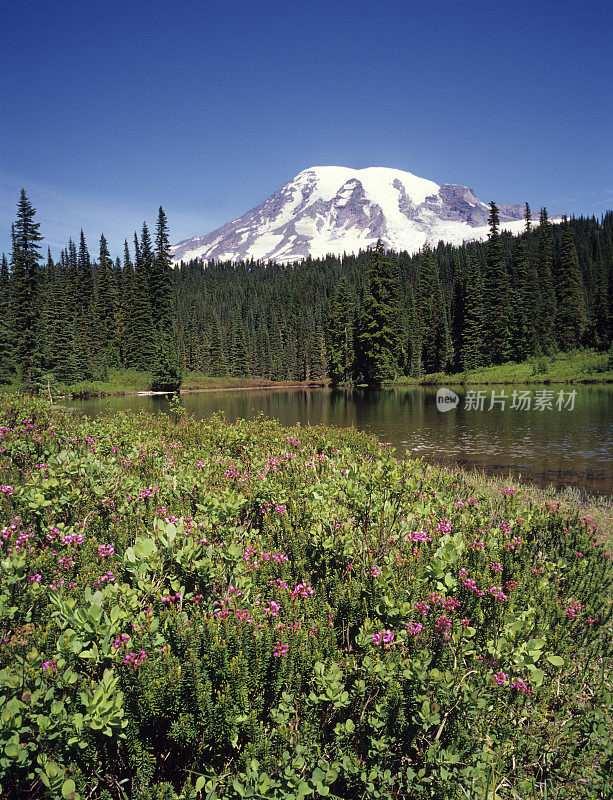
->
[[0, 395, 611, 799]]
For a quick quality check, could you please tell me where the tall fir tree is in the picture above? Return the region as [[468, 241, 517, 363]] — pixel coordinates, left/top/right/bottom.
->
[[414, 245, 452, 374], [357, 241, 402, 385], [0, 253, 13, 383], [482, 202, 512, 364], [509, 235, 537, 359], [151, 208, 181, 390], [588, 237, 610, 348], [327, 277, 355, 384], [555, 218, 587, 349], [125, 232, 155, 370], [152, 207, 173, 328], [536, 207, 557, 352], [460, 250, 484, 371], [11, 190, 43, 385], [93, 234, 115, 358]]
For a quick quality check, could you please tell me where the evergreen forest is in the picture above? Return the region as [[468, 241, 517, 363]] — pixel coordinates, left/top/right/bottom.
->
[[1, 192, 611, 390]]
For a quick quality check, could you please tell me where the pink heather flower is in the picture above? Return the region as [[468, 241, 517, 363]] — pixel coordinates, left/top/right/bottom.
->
[[273, 640, 289, 657], [405, 621, 423, 635], [490, 562, 503, 573], [415, 601, 430, 617], [124, 650, 147, 667], [264, 601, 281, 617], [371, 565, 381, 577], [510, 678, 533, 694], [565, 600, 583, 618], [372, 629, 395, 649], [442, 597, 460, 612], [42, 660, 57, 672], [291, 583, 313, 599], [460, 617, 470, 629], [489, 585, 508, 602], [435, 614, 452, 639], [493, 670, 508, 685], [405, 529, 430, 544]]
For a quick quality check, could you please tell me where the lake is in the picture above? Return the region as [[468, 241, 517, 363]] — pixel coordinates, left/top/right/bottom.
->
[[66, 384, 613, 495]]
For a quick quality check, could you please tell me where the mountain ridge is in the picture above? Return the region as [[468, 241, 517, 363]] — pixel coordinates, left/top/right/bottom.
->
[[171, 166, 533, 264]]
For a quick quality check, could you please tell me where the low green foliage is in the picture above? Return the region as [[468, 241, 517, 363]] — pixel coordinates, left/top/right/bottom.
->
[[390, 348, 613, 386], [0, 394, 611, 798]]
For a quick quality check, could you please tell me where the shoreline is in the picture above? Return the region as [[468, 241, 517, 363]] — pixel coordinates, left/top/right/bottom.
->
[[53, 375, 612, 400]]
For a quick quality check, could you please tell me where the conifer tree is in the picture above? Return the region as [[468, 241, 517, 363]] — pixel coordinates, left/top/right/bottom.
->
[[76, 230, 92, 312], [152, 208, 173, 321], [93, 234, 115, 358], [11, 190, 43, 386], [483, 202, 512, 363], [460, 250, 484, 371], [125, 232, 155, 370], [0, 254, 13, 383], [311, 320, 327, 381], [536, 207, 557, 352], [589, 242, 610, 348], [414, 245, 452, 374], [151, 208, 182, 390], [510, 236, 537, 359], [45, 252, 79, 383], [357, 241, 402, 385], [208, 320, 228, 377], [327, 277, 355, 384], [229, 320, 250, 377], [555, 218, 587, 349]]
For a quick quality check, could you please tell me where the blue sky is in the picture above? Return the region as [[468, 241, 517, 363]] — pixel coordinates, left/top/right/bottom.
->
[[1, 0, 611, 258]]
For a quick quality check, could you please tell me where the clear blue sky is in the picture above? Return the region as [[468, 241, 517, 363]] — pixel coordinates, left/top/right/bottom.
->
[[1, 0, 611, 258]]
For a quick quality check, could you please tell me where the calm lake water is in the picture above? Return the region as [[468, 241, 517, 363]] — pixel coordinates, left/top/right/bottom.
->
[[66, 384, 613, 495]]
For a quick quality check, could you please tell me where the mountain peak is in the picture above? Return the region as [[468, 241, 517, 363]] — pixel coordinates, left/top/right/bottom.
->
[[171, 167, 528, 264]]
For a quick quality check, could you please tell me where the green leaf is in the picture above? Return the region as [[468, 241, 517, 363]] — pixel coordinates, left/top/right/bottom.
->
[[4, 742, 19, 758], [62, 779, 76, 798], [546, 655, 565, 667], [134, 537, 157, 559]]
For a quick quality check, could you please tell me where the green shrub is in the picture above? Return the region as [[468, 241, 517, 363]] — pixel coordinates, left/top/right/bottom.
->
[[0, 394, 611, 798]]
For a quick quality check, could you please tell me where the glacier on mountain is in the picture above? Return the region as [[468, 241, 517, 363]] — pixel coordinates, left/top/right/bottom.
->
[[171, 166, 531, 264]]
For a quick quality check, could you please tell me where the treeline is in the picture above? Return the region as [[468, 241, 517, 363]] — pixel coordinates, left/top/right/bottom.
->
[[0, 193, 611, 389], [0, 191, 180, 390], [173, 203, 612, 384]]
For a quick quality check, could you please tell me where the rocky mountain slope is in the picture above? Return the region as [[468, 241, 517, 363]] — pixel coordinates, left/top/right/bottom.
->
[[171, 166, 531, 264]]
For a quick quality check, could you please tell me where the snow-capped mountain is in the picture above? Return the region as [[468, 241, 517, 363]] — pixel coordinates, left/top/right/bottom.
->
[[171, 166, 531, 264]]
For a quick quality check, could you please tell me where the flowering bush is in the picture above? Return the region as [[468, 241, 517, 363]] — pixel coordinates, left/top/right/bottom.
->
[[0, 394, 611, 799]]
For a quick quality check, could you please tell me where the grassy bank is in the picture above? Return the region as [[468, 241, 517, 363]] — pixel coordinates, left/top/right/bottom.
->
[[0, 395, 611, 799], [3, 371, 327, 400], [3, 348, 609, 400], [388, 348, 613, 387]]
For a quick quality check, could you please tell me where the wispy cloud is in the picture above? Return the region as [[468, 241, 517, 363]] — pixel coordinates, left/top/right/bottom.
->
[[0, 172, 222, 259]]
